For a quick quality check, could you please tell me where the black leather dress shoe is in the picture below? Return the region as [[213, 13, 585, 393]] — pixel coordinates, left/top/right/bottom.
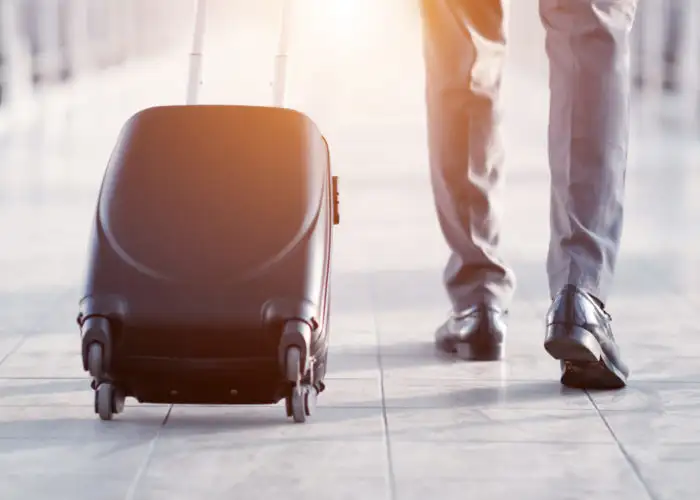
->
[[435, 304, 506, 361], [544, 285, 629, 389]]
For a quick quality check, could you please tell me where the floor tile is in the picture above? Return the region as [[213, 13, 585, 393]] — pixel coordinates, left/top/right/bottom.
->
[[0, 439, 155, 500], [386, 407, 612, 444], [381, 378, 594, 410], [620, 444, 700, 500], [590, 382, 700, 412], [0, 333, 83, 378], [390, 441, 651, 500], [130, 406, 390, 500], [0, 405, 167, 440]]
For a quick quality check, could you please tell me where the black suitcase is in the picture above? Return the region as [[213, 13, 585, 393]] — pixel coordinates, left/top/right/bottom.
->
[[76, 0, 340, 423]]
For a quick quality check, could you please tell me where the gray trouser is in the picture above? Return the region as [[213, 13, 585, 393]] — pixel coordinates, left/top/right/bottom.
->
[[420, 0, 638, 311]]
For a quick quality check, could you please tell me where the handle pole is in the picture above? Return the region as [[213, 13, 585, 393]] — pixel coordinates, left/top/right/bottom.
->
[[272, 0, 293, 108], [186, 0, 207, 105]]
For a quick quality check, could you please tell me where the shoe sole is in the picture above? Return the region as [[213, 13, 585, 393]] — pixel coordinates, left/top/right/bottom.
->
[[454, 341, 504, 361], [544, 324, 627, 390], [436, 337, 505, 361], [435, 318, 505, 362]]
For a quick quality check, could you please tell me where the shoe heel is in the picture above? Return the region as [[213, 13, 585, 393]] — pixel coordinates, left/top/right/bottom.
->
[[544, 324, 602, 363], [456, 341, 504, 361]]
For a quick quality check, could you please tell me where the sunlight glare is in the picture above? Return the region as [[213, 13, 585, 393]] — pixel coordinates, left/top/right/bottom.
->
[[308, 0, 377, 45]]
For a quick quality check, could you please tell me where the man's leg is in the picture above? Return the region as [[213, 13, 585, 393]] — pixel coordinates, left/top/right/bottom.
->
[[630, 0, 645, 89], [420, 0, 514, 360], [540, 0, 638, 389], [662, 0, 684, 93]]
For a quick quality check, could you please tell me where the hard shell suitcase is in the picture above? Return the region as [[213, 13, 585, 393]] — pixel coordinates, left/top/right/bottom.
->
[[77, 0, 340, 423]]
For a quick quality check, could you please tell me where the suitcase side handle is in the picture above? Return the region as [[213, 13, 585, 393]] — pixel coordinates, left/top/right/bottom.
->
[[332, 176, 340, 225]]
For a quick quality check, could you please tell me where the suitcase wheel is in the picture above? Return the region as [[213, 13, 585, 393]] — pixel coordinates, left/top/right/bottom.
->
[[81, 316, 113, 381], [279, 320, 312, 380], [284, 346, 318, 423], [86, 342, 104, 380], [94, 382, 126, 421], [284, 345, 303, 384], [287, 384, 317, 424]]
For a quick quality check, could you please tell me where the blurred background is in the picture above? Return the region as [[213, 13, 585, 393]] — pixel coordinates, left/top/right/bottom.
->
[[0, 0, 697, 125]]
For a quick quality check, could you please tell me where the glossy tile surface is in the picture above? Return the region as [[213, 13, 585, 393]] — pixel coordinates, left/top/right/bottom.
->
[[0, 1, 697, 499]]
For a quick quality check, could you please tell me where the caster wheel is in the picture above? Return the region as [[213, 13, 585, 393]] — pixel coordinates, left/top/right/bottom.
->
[[285, 346, 302, 384], [304, 386, 317, 416], [112, 387, 126, 414], [87, 343, 103, 380], [95, 383, 115, 421], [285, 394, 294, 417], [290, 386, 307, 423]]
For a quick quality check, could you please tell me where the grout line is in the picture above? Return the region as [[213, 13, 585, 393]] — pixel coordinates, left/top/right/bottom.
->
[[123, 404, 173, 500], [0, 336, 28, 367], [586, 392, 659, 500], [0, 376, 87, 380], [378, 346, 398, 500], [369, 275, 398, 500]]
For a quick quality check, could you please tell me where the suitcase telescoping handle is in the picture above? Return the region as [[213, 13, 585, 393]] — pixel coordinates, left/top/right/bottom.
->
[[186, 0, 207, 105], [272, 0, 293, 108], [185, 0, 294, 108]]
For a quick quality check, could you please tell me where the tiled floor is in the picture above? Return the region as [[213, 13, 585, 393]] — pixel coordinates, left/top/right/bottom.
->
[[1, 1, 699, 499]]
